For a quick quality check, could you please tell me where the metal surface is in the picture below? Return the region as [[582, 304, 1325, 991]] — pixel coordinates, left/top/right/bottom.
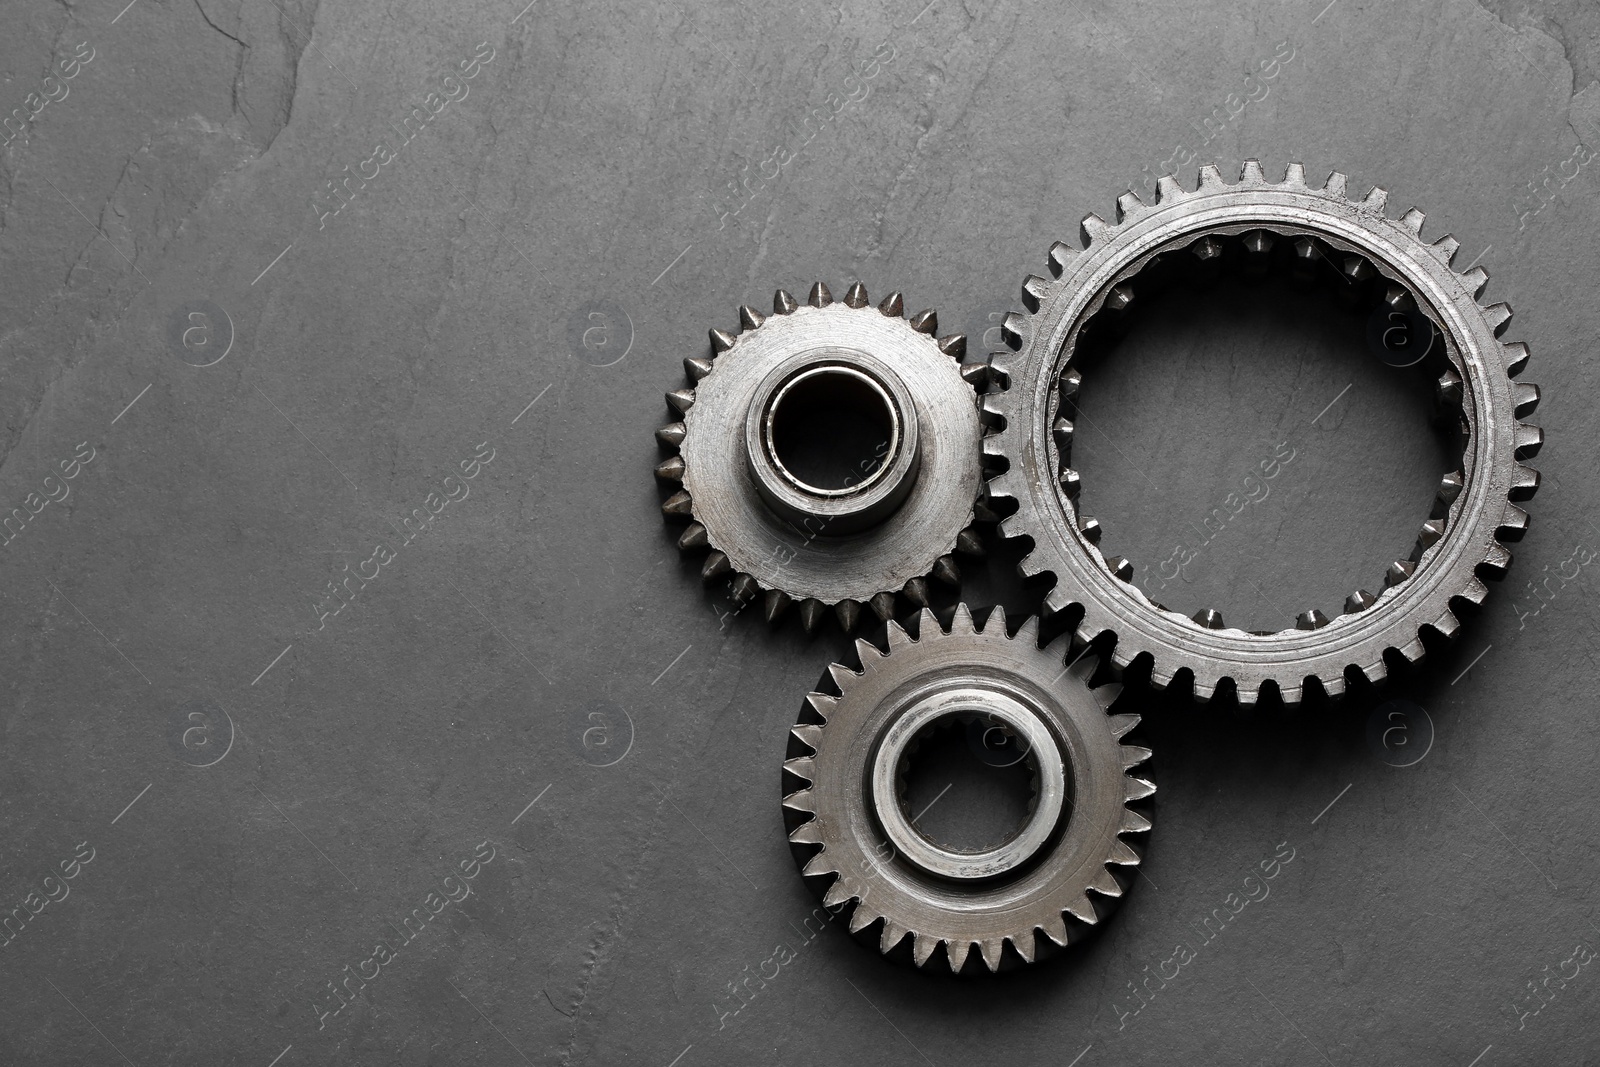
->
[[657, 282, 984, 633], [987, 160, 1545, 706], [781, 605, 1154, 974]]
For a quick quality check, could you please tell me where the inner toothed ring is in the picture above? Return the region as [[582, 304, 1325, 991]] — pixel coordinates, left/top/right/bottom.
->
[[1054, 224, 1467, 635]]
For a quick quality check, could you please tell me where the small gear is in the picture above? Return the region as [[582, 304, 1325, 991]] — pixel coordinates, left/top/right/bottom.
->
[[781, 604, 1154, 974], [656, 283, 987, 633], [986, 161, 1544, 705]]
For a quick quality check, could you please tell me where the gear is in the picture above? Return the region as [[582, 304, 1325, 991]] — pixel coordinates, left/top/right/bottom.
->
[[656, 283, 987, 633], [781, 604, 1154, 974], [985, 160, 1543, 706]]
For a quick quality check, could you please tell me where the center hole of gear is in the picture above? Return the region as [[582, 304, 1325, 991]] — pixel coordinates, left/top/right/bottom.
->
[[1068, 230, 1457, 633], [898, 713, 1039, 854], [768, 366, 895, 493]]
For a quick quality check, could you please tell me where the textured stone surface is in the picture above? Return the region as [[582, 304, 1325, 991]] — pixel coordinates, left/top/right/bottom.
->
[[0, 0, 1596, 1063]]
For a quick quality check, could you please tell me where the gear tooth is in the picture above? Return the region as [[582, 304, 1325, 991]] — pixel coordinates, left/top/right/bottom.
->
[[729, 572, 759, 603], [977, 938, 1005, 972], [1398, 637, 1425, 663], [931, 554, 961, 587], [978, 603, 1007, 636], [821, 880, 854, 908], [999, 311, 1026, 350], [798, 598, 828, 633], [1125, 776, 1156, 802], [700, 551, 731, 582], [1008, 933, 1037, 966], [880, 920, 911, 955], [1282, 161, 1307, 187], [805, 692, 838, 721], [843, 282, 869, 308], [1512, 382, 1540, 419], [653, 455, 686, 483], [827, 661, 859, 691], [676, 522, 709, 551], [1498, 502, 1531, 542], [709, 327, 737, 355], [764, 589, 792, 624], [665, 388, 695, 415], [1119, 744, 1152, 770], [1093, 682, 1123, 709], [1103, 284, 1134, 313], [1192, 608, 1224, 629], [1432, 607, 1462, 638], [682, 356, 714, 383], [1068, 652, 1099, 683], [738, 304, 765, 331], [1432, 234, 1460, 265], [1237, 682, 1263, 709], [1344, 589, 1377, 614], [1438, 470, 1464, 506], [661, 489, 693, 520], [868, 591, 897, 622], [1318, 673, 1347, 699], [1296, 608, 1330, 630], [1062, 894, 1097, 926], [1012, 614, 1040, 646], [834, 599, 863, 633], [960, 361, 990, 388], [1323, 170, 1348, 198], [1460, 575, 1489, 605], [1037, 915, 1070, 950], [1108, 712, 1140, 739], [1513, 423, 1544, 460], [955, 526, 985, 556], [1509, 462, 1540, 502], [786, 818, 823, 844], [1361, 660, 1387, 685], [900, 576, 931, 606], [1240, 159, 1266, 184], [1078, 516, 1103, 545], [1482, 302, 1513, 336], [937, 333, 966, 359], [773, 288, 799, 315], [1048, 240, 1078, 277], [1460, 265, 1489, 297], [886, 618, 916, 651], [799, 853, 836, 880], [808, 281, 833, 307], [1156, 173, 1185, 202], [846, 904, 878, 936], [782, 786, 815, 816], [1437, 367, 1464, 407], [950, 602, 977, 635], [1120, 807, 1153, 835], [1058, 468, 1082, 499], [1502, 341, 1530, 377], [1360, 185, 1389, 215], [1385, 559, 1416, 588], [1400, 207, 1426, 234], [1108, 839, 1142, 866], [912, 933, 940, 968], [944, 940, 974, 974], [1109, 646, 1134, 671], [1480, 541, 1513, 579], [788, 724, 823, 756], [908, 308, 937, 334], [1021, 274, 1050, 312], [1417, 518, 1446, 550], [1086, 869, 1122, 898], [1197, 163, 1225, 189], [878, 290, 904, 318], [1115, 190, 1146, 222], [656, 421, 687, 450], [1079, 211, 1112, 246], [1107, 557, 1132, 585]]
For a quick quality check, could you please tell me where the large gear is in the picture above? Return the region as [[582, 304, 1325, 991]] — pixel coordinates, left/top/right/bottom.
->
[[985, 160, 1544, 706], [656, 283, 987, 633], [781, 604, 1154, 974]]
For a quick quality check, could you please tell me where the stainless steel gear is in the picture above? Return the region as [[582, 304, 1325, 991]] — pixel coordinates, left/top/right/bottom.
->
[[986, 160, 1543, 706], [656, 283, 988, 633], [781, 604, 1154, 973]]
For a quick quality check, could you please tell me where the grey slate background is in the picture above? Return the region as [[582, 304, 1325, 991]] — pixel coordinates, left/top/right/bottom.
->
[[1, 0, 1597, 1064]]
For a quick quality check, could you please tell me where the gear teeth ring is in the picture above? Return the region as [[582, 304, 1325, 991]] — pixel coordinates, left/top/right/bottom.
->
[[987, 160, 1542, 705], [657, 284, 984, 633], [783, 605, 1153, 973]]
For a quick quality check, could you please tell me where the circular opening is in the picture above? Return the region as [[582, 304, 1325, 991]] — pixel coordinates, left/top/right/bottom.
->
[[767, 366, 897, 494], [1067, 229, 1460, 632], [898, 712, 1040, 854]]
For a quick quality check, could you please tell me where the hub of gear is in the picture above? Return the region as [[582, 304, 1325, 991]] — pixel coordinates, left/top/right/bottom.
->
[[986, 161, 1544, 705], [781, 605, 1154, 974], [656, 283, 988, 633]]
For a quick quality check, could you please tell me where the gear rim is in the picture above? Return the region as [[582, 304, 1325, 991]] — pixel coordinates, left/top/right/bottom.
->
[[656, 283, 985, 633], [781, 604, 1154, 974], [986, 160, 1543, 706]]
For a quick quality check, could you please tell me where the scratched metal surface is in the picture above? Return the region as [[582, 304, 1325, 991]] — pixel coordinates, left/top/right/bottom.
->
[[1, 0, 1597, 1064]]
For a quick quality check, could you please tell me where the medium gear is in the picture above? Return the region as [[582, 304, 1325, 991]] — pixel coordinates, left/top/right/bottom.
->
[[656, 283, 987, 633], [781, 604, 1154, 974], [985, 160, 1543, 705]]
